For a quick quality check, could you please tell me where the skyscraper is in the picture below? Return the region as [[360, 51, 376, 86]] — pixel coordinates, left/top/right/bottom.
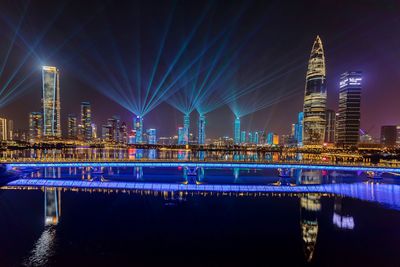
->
[[67, 114, 77, 139], [147, 128, 157, 144], [108, 116, 120, 143], [81, 102, 92, 142], [134, 116, 143, 144], [42, 66, 61, 139], [234, 117, 240, 145], [178, 127, 184, 145], [183, 114, 190, 145], [295, 112, 304, 146], [381, 125, 397, 148], [325, 109, 336, 144], [240, 130, 246, 144], [29, 112, 43, 143], [198, 115, 206, 145], [336, 71, 362, 147], [302, 36, 327, 147], [119, 122, 127, 144], [0, 118, 7, 141]]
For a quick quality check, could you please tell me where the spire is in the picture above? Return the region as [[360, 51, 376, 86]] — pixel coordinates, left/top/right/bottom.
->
[[306, 35, 326, 79]]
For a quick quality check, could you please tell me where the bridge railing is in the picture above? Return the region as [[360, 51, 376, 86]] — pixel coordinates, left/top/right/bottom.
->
[[2, 157, 400, 169]]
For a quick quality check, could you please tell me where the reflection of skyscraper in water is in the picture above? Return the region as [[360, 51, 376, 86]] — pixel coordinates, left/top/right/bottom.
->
[[24, 188, 61, 266], [296, 169, 323, 185], [300, 194, 320, 263], [332, 197, 355, 230], [45, 188, 61, 226], [133, 167, 143, 180], [297, 169, 321, 263]]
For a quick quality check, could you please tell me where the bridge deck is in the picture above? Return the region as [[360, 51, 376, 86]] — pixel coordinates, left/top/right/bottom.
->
[[5, 161, 400, 173], [5, 179, 400, 210]]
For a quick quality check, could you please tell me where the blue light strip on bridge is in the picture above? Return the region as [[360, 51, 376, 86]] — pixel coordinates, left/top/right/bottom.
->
[[5, 179, 400, 210], [5, 161, 400, 173]]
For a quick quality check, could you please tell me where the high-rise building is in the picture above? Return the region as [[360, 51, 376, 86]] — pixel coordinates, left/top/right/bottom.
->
[[240, 130, 246, 143], [7, 120, 13, 141], [147, 128, 157, 144], [178, 127, 184, 145], [119, 122, 128, 144], [101, 124, 113, 142], [267, 132, 279, 145], [91, 123, 97, 140], [325, 109, 336, 144], [396, 126, 400, 146], [42, 66, 61, 139], [134, 116, 143, 144], [183, 114, 190, 145], [302, 36, 327, 147], [381, 125, 397, 148], [67, 114, 77, 139], [81, 102, 92, 142], [108, 116, 120, 143], [234, 117, 240, 145], [336, 71, 362, 147], [29, 112, 43, 142], [0, 118, 7, 141], [198, 115, 206, 145]]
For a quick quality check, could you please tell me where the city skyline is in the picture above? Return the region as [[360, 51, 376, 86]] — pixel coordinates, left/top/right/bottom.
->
[[0, 1, 399, 139]]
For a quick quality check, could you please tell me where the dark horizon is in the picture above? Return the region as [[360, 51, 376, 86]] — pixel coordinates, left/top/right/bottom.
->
[[0, 0, 399, 138]]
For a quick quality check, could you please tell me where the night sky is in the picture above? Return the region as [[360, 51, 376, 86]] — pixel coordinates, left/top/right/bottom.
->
[[0, 0, 399, 138]]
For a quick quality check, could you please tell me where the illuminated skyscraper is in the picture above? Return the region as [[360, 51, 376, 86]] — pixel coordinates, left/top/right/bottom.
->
[[67, 114, 77, 139], [183, 114, 190, 145], [108, 116, 120, 142], [7, 120, 13, 141], [0, 118, 7, 141], [302, 36, 327, 147], [91, 123, 97, 139], [336, 71, 362, 147], [198, 115, 206, 145], [147, 128, 157, 144], [29, 112, 43, 143], [325, 109, 336, 144], [134, 116, 143, 144], [119, 122, 128, 144], [234, 117, 240, 145], [42, 66, 61, 139], [297, 112, 304, 146], [178, 127, 184, 145], [241, 130, 246, 143], [81, 102, 92, 142]]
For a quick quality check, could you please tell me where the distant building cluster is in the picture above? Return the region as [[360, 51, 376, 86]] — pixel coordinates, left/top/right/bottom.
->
[[2, 39, 397, 149]]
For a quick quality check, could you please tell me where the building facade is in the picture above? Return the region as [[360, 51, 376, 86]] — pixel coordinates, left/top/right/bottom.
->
[[81, 102, 92, 142], [302, 36, 327, 147], [234, 117, 240, 145], [381, 125, 397, 148], [198, 115, 206, 145], [325, 109, 336, 144], [336, 71, 362, 147], [29, 112, 43, 143], [42, 66, 61, 139], [67, 114, 77, 139]]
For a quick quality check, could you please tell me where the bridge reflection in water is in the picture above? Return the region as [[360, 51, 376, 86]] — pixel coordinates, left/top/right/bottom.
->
[[6, 179, 400, 211]]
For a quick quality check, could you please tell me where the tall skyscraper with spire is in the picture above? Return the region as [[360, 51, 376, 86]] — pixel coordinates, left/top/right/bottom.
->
[[302, 36, 327, 147]]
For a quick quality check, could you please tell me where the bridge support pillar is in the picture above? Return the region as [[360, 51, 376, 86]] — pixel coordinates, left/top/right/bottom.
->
[[366, 171, 383, 179]]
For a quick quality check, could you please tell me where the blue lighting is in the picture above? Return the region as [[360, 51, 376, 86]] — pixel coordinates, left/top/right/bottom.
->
[[6, 162, 400, 173]]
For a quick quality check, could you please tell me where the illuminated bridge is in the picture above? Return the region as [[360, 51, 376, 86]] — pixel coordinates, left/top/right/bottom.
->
[[4, 161, 400, 173], [5, 179, 400, 210]]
